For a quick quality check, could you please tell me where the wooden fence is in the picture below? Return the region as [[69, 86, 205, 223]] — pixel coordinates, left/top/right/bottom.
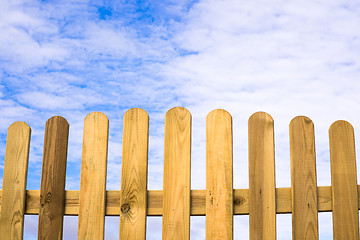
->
[[0, 107, 359, 239]]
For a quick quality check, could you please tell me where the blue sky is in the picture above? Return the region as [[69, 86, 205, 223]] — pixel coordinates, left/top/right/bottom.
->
[[1, 0, 360, 239]]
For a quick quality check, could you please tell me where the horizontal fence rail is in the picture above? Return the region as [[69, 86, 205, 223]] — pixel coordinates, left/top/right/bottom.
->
[[0, 107, 359, 239]]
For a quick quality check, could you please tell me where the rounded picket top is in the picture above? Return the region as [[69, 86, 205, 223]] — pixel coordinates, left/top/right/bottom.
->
[[8, 121, 31, 132], [46, 116, 69, 128], [207, 109, 232, 120], [7, 121, 31, 151], [123, 108, 149, 121], [248, 111, 273, 125], [166, 107, 191, 120], [329, 120, 354, 133], [84, 113, 109, 138], [124, 108, 149, 118], [290, 115, 314, 128], [85, 112, 109, 122]]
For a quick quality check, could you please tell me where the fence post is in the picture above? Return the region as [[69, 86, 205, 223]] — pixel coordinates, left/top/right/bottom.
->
[[163, 107, 191, 239], [38, 116, 69, 240], [248, 112, 276, 240], [120, 108, 149, 239], [78, 112, 109, 239], [0, 122, 31, 240], [290, 116, 318, 239], [206, 109, 233, 240], [329, 121, 359, 239]]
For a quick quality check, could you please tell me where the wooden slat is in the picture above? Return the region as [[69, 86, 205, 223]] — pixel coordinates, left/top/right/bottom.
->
[[163, 107, 191, 240], [78, 112, 109, 240], [38, 116, 69, 240], [290, 116, 318, 239], [0, 186, 356, 215], [206, 109, 233, 240], [120, 108, 149, 239], [248, 112, 276, 240], [0, 122, 31, 240], [329, 121, 359, 240]]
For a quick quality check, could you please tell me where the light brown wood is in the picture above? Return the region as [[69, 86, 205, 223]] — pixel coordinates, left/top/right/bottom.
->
[[290, 116, 318, 239], [2, 111, 360, 240], [206, 109, 233, 240], [0, 186, 356, 215], [0, 122, 31, 240], [248, 112, 276, 240], [120, 108, 149, 239], [329, 120, 359, 240], [38, 116, 69, 240], [78, 112, 109, 240], [162, 107, 191, 240]]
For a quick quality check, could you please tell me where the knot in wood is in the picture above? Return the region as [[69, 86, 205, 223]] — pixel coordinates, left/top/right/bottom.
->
[[233, 196, 246, 206], [121, 203, 130, 213]]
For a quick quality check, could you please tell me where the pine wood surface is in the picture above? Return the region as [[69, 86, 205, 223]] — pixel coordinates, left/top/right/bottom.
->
[[38, 116, 69, 240], [120, 108, 149, 239], [78, 112, 109, 240], [206, 109, 233, 240], [163, 107, 191, 240], [2, 112, 360, 240], [329, 120, 359, 240], [248, 112, 276, 240], [290, 116, 318, 239], [0, 122, 31, 240]]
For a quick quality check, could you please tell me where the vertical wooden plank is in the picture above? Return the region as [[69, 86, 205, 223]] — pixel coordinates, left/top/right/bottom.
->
[[329, 120, 359, 240], [120, 108, 149, 239], [162, 107, 191, 240], [248, 112, 276, 240], [78, 112, 109, 240], [290, 116, 318, 239], [0, 122, 31, 240], [38, 116, 69, 240], [206, 109, 233, 240]]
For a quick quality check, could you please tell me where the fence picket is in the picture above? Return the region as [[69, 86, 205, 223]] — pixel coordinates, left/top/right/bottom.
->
[[163, 107, 191, 240], [38, 116, 69, 240], [78, 112, 109, 239], [0, 122, 31, 240], [290, 116, 318, 239], [120, 108, 149, 239], [248, 112, 276, 240], [206, 109, 233, 240], [329, 121, 359, 240]]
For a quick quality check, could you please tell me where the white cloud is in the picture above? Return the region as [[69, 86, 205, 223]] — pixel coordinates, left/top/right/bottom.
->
[[16, 92, 83, 109]]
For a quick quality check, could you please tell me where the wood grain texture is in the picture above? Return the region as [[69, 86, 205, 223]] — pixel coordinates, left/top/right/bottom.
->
[[0, 186, 357, 215], [206, 109, 233, 240], [290, 116, 318, 239], [248, 112, 276, 240], [329, 120, 359, 240], [120, 108, 149, 239], [78, 112, 109, 240], [0, 122, 31, 240], [38, 116, 69, 240], [162, 107, 191, 240]]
